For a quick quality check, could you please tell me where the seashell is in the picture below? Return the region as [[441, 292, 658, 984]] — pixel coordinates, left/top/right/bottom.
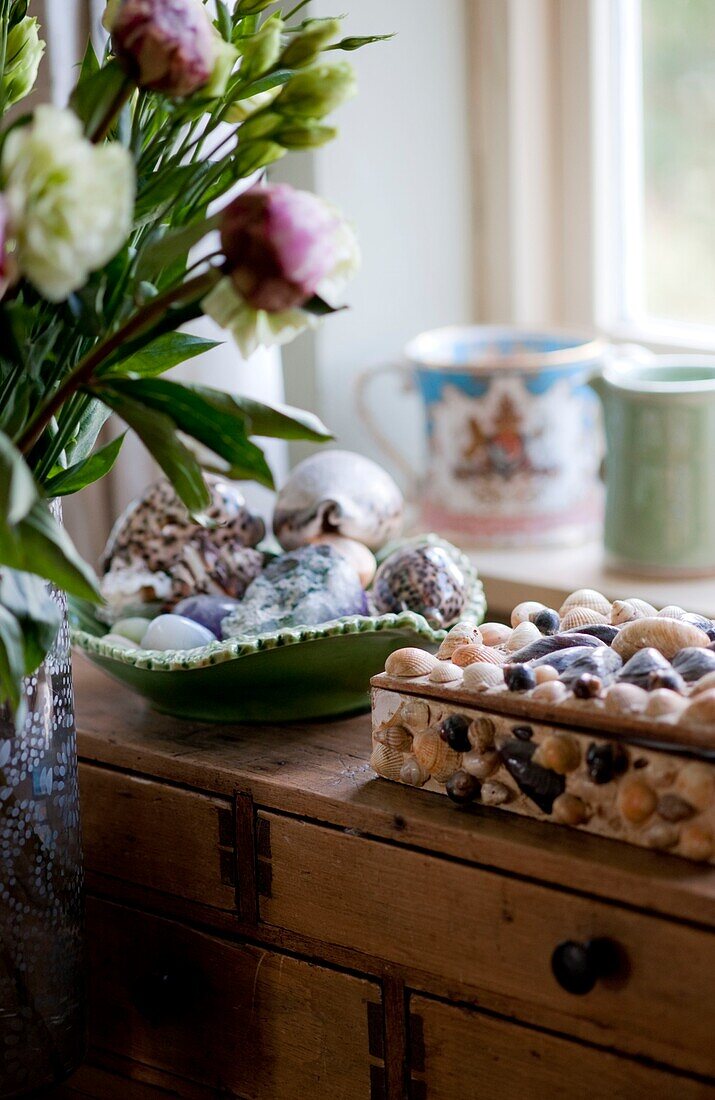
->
[[616, 647, 672, 690], [676, 762, 715, 811], [657, 794, 695, 822], [534, 665, 559, 684], [429, 661, 463, 684], [610, 598, 658, 625], [505, 620, 541, 652], [643, 689, 688, 720], [439, 714, 472, 751], [618, 779, 657, 825], [646, 667, 686, 693], [603, 682, 649, 715], [531, 608, 561, 635], [510, 632, 605, 665], [511, 601, 546, 627], [498, 738, 566, 813], [646, 758, 678, 788], [563, 623, 619, 644], [690, 670, 715, 696], [679, 823, 714, 862], [413, 731, 462, 781], [572, 674, 603, 699], [481, 780, 511, 806], [560, 606, 609, 631], [672, 646, 715, 683], [384, 647, 437, 678], [274, 449, 403, 551], [468, 716, 496, 751], [504, 664, 537, 692], [462, 749, 499, 779], [374, 724, 413, 751], [399, 757, 430, 787], [370, 743, 406, 780], [586, 740, 628, 784], [372, 542, 468, 629], [531, 680, 569, 703], [680, 692, 715, 741], [436, 622, 483, 659], [372, 691, 402, 730], [452, 643, 504, 668], [559, 647, 622, 688], [462, 663, 505, 692], [445, 770, 481, 804], [552, 792, 588, 826], [658, 605, 687, 620], [559, 589, 611, 618], [533, 733, 580, 774], [644, 823, 679, 850], [681, 612, 715, 641], [398, 698, 431, 731], [530, 645, 604, 674], [612, 617, 710, 661], [480, 622, 513, 646], [310, 534, 377, 587]]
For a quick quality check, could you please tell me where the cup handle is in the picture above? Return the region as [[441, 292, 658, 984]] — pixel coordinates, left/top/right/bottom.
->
[[355, 362, 419, 495]]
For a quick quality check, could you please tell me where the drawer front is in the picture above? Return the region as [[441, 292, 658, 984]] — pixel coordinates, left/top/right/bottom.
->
[[87, 897, 382, 1100], [408, 995, 713, 1100], [258, 813, 715, 1076], [79, 764, 236, 911]]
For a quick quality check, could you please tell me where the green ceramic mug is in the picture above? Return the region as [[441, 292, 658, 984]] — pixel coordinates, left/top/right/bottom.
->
[[591, 354, 715, 576]]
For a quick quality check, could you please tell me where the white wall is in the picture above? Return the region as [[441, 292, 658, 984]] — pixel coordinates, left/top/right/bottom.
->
[[278, 0, 475, 493]]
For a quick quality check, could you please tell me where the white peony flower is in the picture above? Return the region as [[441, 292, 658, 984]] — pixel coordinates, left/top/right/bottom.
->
[[1, 106, 135, 301]]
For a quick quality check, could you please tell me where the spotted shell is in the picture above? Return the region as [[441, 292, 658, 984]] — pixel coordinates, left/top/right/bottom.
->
[[511, 601, 546, 627], [610, 598, 658, 625], [384, 647, 437, 678], [370, 743, 406, 780], [505, 620, 541, 652], [462, 663, 505, 692], [412, 731, 462, 781], [371, 543, 468, 629], [480, 622, 513, 646], [429, 661, 463, 684], [602, 682, 648, 715], [560, 606, 609, 631], [436, 622, 483, 659], [273, 449, 403, 551], [611, 617, 709, 661], [680, 691, 715, 741], [559, 589, 611, 618], [643, 689, 688, 720], [657, 605, 688, 620]]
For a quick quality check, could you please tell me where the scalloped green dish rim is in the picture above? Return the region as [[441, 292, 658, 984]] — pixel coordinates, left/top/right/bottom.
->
[[71, 535, 486, 672]]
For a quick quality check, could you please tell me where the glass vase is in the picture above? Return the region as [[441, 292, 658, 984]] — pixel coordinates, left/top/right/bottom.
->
[[0, 576, 86, 1097]]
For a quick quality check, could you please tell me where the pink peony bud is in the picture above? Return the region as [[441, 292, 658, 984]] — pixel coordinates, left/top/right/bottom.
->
[[109, 0, 215, 97], [220, 183, 340, 312]]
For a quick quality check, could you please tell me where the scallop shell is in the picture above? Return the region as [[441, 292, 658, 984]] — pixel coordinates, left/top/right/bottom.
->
[[310, 534, 377, 586], [611, 617, 710, 661], [412, 731, 462, 781], [681, 691, 715, 740], [370, 743, 406, 780], [610, 598, 658, 625], [560, 606, 609, 631], [384, 647, 437, 678], [437, 623, 483, 660], [399, 757, 430, 787], [511, 601, 546, 627], [273, 449, 404, 551], [462, 663, 505, 692], [373, 724, 414, 751], [480, 622, 513, 646], [452, 643, 504, 668], [429, 661, 463, 684], [643, 689, 688, 720], [559, 589, 611, 617], [657, 605, 687, 620], [505, 620, 541, 652], [531, 680, 569, 703], [602, 682, 649, 715]]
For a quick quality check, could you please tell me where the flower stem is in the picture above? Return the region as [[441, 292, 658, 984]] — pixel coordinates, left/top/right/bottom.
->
[[89, 76, 134, 143]]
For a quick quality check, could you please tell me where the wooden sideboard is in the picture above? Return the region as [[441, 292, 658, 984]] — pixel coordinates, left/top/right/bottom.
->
[[58, 661, 715, 1099]]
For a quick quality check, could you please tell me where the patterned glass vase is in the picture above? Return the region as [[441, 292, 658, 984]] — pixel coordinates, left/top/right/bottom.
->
[[0, 576, 86, 1097]]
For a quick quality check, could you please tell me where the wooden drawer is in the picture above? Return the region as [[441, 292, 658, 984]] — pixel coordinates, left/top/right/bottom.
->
[[79, 764, 236, 911], [86, 896, 382, 1100], [258, 813, 715, 1077], [407, 995, 713, 1099]]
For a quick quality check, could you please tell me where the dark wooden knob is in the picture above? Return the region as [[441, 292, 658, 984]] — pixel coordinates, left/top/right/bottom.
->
[[551, 937, 622, 995]]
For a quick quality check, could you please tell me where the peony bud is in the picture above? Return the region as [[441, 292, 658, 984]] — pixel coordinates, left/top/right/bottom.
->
[[1, 17, 45, 109], [220, 183, 340, 312], [108, 0, 215, 97], [279, 58, 356, 120], [279, 18, 342, 69]]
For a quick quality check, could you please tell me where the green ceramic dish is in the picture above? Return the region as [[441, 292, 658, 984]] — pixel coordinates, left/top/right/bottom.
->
[[71, 535, 485, 722]]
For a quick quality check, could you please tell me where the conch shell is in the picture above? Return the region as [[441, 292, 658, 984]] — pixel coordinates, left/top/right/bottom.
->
[[611, 617, 709, 661]]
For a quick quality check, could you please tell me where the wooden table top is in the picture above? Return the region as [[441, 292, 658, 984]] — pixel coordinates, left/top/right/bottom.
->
[[74, 656, 715, 929]]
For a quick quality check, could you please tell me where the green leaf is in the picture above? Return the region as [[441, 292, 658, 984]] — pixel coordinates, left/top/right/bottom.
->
[[0, 569, 60, 675], [233, 138, 286, 177], [233, 67, 294, 100], [103, 332, 221, 379], [64, 399, 112, 467], [44, 433, 125, 496], [100, 378, 274, 488], [215, 0, 232, 40], [136, 217, 219, 282], [200, 391, 333, 442], [0, 430, 38, 525], [69, 57, 128, 138], [98, 388, 212, 519], [302, 293, 345, 316], [0, 500, 100, 602], [77, 37, 100, 83], [0, 603, 25, 711]]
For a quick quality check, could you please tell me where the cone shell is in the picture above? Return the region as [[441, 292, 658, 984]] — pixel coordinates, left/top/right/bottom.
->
[[531, 680, 569, 703], [399, 757, 430, 787], [505, 620, 541, 652], [480, 622, 513, 646], [559, 589, 611, 617], [370, 743, 406, 780], [462, 663, 505, 692], [412, 731, 462, 781], [437, 622, 483, 659], [385, 647, 438, 678], [429, 660, 463, 684], [610, 598, 658, 625], [611, 617, 710, 661], [374, 724, 414, 751], [603, 682, 648, 715], [560, 606, 609, 631], [643, 689, 688, 720], [681, 690, 715, 740], [658, 605, 687, 620], [511, 601, 546, 627]]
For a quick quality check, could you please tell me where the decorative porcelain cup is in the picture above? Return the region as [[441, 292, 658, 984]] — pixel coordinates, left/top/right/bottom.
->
[[591, 354, 715, 576], [357, 326, 605, 546]]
